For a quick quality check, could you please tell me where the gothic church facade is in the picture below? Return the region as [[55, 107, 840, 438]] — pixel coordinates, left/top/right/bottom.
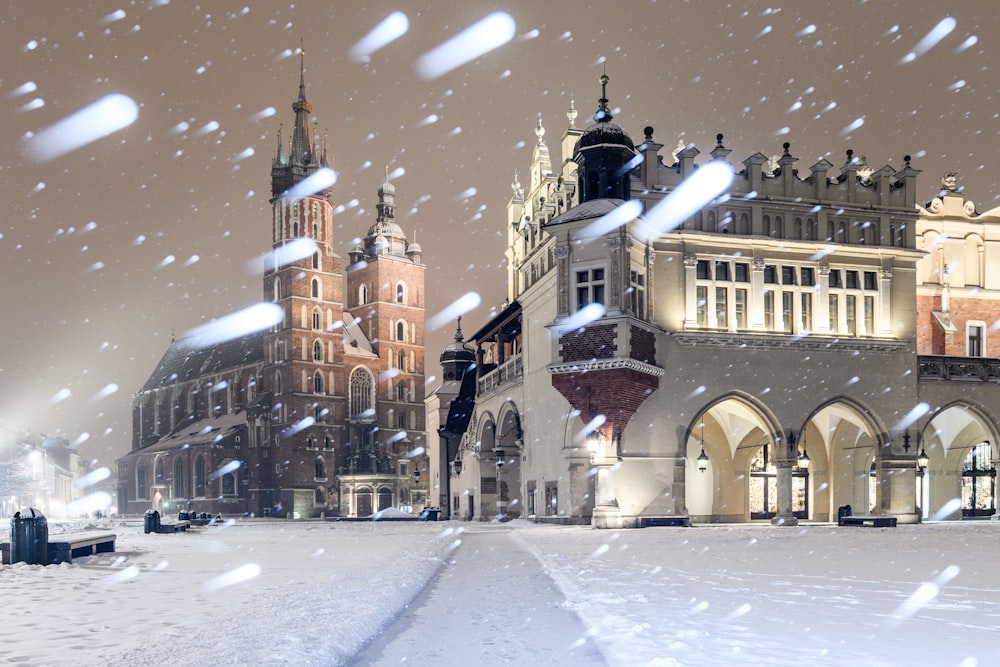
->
[[118, 60, 427, 519]]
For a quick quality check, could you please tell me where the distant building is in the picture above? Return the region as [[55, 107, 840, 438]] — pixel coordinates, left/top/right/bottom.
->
[[119, 57, 427, 518], [0, 429, 93, 518], [430, 73, 1000, 527]]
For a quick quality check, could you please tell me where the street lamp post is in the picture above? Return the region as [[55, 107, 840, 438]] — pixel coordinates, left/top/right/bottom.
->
[[494, 445, 506, 520]]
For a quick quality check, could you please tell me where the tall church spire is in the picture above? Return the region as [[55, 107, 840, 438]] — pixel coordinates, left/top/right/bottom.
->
[[271, 48, 326, 200], [290, 48, 314, 167]]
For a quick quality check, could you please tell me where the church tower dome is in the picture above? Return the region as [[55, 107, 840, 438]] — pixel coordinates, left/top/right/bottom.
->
[[573, 70, 637, 203]]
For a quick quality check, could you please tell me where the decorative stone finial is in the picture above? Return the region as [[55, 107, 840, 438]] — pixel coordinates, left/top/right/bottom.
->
[[942, 172, 958, 192], [567, 97, 577, 128]]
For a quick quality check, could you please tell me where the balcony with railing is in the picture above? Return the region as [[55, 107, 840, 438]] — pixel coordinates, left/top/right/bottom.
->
[[478, 354, 523, 396]]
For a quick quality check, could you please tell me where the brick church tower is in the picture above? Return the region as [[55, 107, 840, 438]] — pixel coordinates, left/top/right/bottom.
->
[[247, 55, 427, 517], [340, 169, 427, 515]]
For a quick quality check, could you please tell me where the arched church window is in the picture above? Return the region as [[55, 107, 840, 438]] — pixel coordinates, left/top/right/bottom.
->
[[136, 462, 147, 499], [194, 456, 206, 497], [313, 340, 323, 361], [349, 367, 374, 417], [313, 251, 320, 269], [173, 457, 185, 498], [396, 282, 406, 304], [396, 321, 405, 342]]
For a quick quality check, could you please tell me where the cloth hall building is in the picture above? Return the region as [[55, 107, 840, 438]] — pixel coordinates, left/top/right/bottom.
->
[[428, 74, 1000, 528], [118, 60, 427, 519]]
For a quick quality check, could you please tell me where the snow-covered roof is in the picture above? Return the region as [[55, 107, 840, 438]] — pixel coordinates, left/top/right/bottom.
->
[[340, 312, 377, 357]]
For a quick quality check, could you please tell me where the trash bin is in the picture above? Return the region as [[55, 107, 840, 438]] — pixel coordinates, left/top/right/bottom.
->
[[837, 504, 853, 526], [10, 507, 48, 565], [178, 511, 189, 521], [418, 508, 441, 521], [144, 509, 161, 534]]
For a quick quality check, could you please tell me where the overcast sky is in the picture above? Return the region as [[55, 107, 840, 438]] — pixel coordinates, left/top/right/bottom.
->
[[2, 1, 998, 469]]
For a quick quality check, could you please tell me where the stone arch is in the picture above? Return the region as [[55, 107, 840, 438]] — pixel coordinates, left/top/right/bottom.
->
[[806, 397, 888, 521], [495, 403, 524, 519], [920, 400, 1000, 521], [684, 392, 782, 523]]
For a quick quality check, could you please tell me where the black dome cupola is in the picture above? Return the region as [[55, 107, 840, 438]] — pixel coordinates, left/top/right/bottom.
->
[[573, 70, 637, 203]]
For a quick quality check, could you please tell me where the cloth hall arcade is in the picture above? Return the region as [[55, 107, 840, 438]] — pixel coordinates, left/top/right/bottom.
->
[[429, 74, 1000, 528]]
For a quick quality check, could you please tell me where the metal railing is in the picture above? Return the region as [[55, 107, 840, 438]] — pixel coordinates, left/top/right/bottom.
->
[[477, 354, 523, 395]]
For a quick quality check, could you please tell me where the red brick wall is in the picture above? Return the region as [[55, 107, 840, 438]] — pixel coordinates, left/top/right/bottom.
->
[[917, 293, 1000, 357], [551, 368, 658, 438]]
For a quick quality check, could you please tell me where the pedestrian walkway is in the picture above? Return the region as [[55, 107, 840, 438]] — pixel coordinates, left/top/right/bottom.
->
[[350, 525, 607, 665]]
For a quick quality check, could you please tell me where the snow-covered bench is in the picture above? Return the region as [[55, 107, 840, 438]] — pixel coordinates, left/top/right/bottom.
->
[[1, 531, 118, 564], [157, 520, 190, 533], [47, 531, 117, 562]]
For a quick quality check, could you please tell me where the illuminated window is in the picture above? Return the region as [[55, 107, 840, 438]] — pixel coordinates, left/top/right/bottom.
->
[[962, 442, 995, 517], [715, 287, 728, 329], [846, 295, 857, 336], [801, 293, 813, 332], [734, 289, 747, 329]]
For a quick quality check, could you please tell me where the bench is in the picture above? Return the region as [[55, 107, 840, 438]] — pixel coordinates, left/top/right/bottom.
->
[[156, 520, 190, 533], [0, 531, 118, 564], [47, 531, 117, 563], [639, 516, 691, 528], [838, 515, 897, 528]]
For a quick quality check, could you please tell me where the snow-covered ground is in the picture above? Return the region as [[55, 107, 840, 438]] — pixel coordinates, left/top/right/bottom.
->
[[0, 517, 997, 666]]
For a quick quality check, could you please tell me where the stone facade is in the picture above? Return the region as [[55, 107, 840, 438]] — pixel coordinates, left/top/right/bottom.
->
[[431, 75, 1000, 527]]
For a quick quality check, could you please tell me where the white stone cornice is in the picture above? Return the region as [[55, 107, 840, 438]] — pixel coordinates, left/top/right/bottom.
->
[[547, 357, 665, 377], [672, 331, 910, 354]]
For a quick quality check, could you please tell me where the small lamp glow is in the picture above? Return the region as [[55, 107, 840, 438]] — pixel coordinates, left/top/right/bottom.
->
[[697, 446, 709, 472]]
